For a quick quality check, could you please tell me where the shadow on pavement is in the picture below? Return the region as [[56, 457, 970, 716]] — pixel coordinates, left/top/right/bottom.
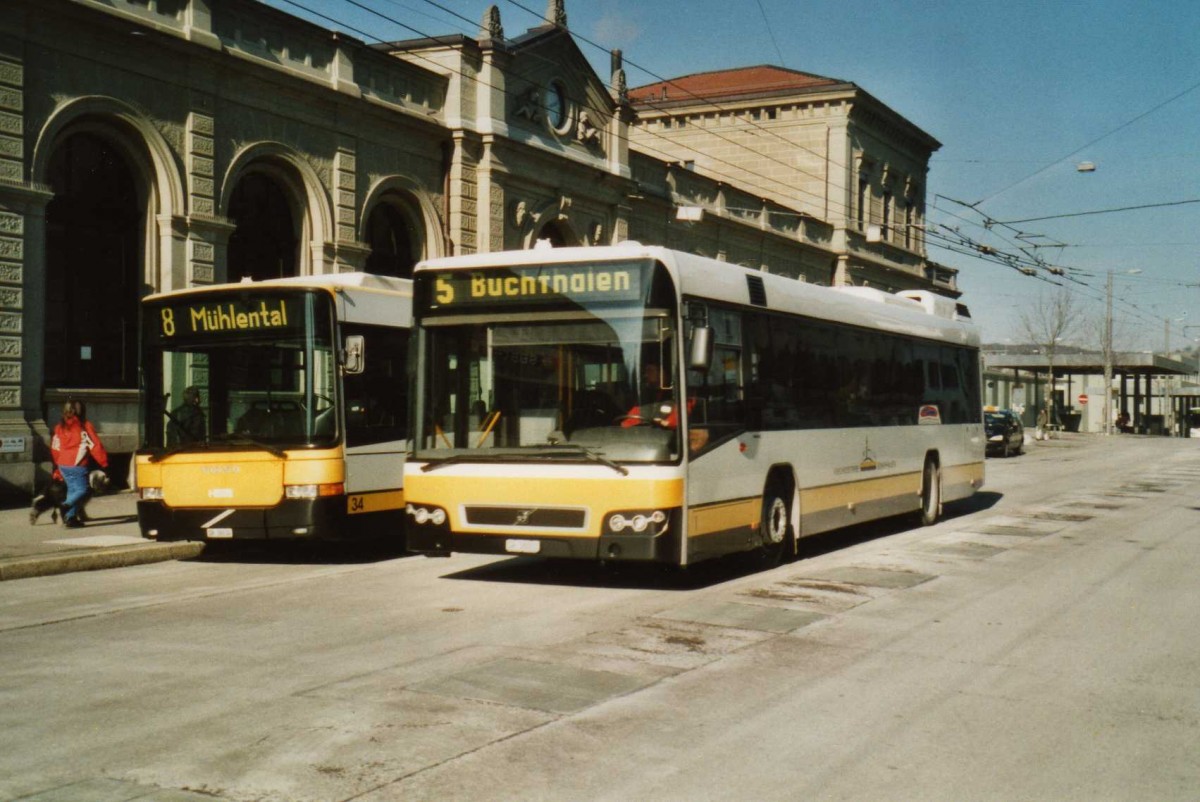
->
[[79, 514, 139, 528], [193, 538, 412, 566], [440, 496, 997, 591]]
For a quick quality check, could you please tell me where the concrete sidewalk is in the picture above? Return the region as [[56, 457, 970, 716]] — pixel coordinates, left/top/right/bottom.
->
[[0, 492, 202, 581]]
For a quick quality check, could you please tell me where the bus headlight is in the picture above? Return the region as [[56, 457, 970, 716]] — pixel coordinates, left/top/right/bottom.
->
[[407, 503, 448, 527], [605, 509, 670, 536], [285, 483, 344, 500]]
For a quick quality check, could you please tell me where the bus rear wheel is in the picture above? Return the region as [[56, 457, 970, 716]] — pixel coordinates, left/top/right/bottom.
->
[[760, 486, 794, 565], [919, 458, 942, 526]]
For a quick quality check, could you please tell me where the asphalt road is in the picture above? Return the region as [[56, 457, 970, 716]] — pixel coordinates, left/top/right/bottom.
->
[[2, 434, 1198, 801]]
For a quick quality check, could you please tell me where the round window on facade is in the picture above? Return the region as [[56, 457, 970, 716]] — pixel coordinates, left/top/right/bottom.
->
[[545, 81, 571, 134]]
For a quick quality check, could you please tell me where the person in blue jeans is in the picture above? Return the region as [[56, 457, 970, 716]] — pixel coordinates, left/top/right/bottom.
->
[[50, 400, 109, 528]]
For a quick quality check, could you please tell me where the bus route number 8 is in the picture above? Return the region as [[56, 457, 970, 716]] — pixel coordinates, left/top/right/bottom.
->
[[160, 308, 176, 337]]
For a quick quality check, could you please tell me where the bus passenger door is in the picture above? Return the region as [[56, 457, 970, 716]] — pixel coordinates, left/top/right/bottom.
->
[[342, 325, 409, 502]]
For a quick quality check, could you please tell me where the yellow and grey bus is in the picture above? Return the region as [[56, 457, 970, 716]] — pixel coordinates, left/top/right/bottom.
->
[[403, 244, 983, 566], [136, 273, 410, 542]]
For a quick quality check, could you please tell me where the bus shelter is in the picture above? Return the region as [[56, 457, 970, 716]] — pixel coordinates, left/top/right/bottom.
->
[[982, 351, 1196, 436]]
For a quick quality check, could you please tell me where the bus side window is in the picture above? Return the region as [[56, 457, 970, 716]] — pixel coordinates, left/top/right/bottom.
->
[[343, 323, 409, 447]]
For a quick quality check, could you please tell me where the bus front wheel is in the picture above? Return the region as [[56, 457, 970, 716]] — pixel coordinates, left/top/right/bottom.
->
[[919, 459, 942, 526]]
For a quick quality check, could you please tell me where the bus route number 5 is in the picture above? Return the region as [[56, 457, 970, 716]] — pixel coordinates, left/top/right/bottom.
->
[[435, 276, 455, 305]]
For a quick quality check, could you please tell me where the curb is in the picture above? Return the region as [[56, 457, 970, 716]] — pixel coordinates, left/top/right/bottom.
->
[[0, 541, 205, 581]]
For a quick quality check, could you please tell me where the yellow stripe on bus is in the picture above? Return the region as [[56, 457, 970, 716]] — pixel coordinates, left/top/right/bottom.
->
[[406, 473, 684, 538], [347, 489, 405, 515], [800, 471, 922, 514], [943, 461, 985, 490], [687, 497, 760, 538]]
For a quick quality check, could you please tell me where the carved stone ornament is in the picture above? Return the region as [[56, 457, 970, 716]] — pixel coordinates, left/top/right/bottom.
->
[[547, 0, 567, 27], [514, 86, 541, 122], [512, 200, 529, 229], [576, 110, 600, 146], [613, 68, 628, 104], [511, 195, 573, 231], [481, 5, 503, 40]]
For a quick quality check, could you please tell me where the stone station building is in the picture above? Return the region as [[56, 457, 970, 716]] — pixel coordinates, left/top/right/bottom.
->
[[0, 0, 958, 498]]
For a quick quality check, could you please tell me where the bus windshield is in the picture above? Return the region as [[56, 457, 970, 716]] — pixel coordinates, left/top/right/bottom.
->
[[414, 260, 680, 464], [141, 288, 338, 452]]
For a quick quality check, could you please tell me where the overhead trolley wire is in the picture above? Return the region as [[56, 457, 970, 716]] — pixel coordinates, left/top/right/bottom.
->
[[974, 77, 1200, 206]]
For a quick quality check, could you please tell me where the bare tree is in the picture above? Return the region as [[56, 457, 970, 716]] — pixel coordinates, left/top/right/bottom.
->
[[1018, 286, 1080, 426]]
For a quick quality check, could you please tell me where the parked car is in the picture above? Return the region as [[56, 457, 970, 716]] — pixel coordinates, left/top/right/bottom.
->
[[984, 407, 1025, 457]]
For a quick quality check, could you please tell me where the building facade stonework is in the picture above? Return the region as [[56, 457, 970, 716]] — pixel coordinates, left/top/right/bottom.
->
[[0, 0, 959, 498]]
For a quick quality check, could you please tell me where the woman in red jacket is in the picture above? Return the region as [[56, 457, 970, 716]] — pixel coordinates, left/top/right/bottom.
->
[[50, 400, 109, 528]]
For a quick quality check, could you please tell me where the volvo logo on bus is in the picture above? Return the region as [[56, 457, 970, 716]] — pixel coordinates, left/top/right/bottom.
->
[[202, 465, 241, 474], [513, 509, 537, 526]]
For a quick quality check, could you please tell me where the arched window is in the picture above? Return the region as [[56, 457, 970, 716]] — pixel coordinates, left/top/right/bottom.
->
[[364, 197, 421, 279], [535, 220, 577, 248], [227, 172, 297, 281], [44, 132, 143, 389]]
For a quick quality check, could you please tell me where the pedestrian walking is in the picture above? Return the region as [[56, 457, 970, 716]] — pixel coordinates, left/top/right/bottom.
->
[[1036, 406, 1049, 441], [50, 399, 109, 528]]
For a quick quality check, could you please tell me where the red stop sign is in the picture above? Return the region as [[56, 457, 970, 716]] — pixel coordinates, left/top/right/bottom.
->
[[1077, 394, 1088, 405]]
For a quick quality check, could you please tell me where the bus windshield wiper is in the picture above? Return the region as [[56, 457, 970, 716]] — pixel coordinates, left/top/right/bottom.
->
[[418, 446, 628, 475], [418, 452, 514, 472], [211, 434, 288, 459], [148, 442, 206, 463], [529, 444, 629, 476]]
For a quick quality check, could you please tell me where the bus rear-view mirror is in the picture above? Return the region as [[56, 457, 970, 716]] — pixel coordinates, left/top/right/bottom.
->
[[344, 334, 365, 374], [688, 326, 713, 371]]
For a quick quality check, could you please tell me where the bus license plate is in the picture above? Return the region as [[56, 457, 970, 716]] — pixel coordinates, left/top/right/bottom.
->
[[505, 538, 541, 554], [207, 528, 233, 539]]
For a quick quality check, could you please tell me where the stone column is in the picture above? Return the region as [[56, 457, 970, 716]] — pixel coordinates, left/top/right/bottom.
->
[[184, 109, 217, 287], [331, 138, 366, 272], [0, 47, 56, 496]]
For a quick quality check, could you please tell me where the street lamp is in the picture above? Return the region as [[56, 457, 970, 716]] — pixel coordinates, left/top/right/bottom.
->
[[1104, 268, 1142, 435]]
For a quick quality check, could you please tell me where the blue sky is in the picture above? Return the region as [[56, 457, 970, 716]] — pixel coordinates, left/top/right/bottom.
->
[[263, 0, 1200, 351]]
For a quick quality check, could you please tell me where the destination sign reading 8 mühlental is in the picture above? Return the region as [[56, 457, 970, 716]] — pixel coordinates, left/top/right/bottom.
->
[[154, 296, 303, 340], [430, 263, 643, 308]]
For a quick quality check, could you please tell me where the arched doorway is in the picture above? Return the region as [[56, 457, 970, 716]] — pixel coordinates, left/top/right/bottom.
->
[[364, 195, 422, 279], [226, 172, 298, 281], [44, 131, 143, 389]]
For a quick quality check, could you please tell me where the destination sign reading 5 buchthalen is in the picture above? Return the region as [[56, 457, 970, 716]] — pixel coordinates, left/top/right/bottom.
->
[[430, 263, 642, 309], [156, 297, 299, 338]]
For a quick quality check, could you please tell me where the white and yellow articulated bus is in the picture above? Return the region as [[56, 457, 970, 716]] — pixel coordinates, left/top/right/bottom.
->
[[404, 244, 984, 566], [136, 273, 411, 542]]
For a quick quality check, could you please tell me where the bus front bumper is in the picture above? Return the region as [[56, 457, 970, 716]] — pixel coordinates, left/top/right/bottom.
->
[[137, 497, 349, 541], [406, 512, 682, 563]]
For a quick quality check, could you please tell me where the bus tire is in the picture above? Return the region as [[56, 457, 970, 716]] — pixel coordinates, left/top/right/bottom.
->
[[760, 482, 795, 565], [919, 458, 942, 526]]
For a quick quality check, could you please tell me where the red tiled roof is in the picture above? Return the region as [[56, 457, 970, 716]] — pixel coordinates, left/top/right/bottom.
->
[[628, 65, 846, 105]]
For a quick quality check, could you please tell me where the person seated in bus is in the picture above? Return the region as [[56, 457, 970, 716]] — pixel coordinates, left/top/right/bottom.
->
[[622, 363, 678, 428], [167, 386, 206, 445], [235, 404, 271, 437], [562, 389, 618, 434]]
